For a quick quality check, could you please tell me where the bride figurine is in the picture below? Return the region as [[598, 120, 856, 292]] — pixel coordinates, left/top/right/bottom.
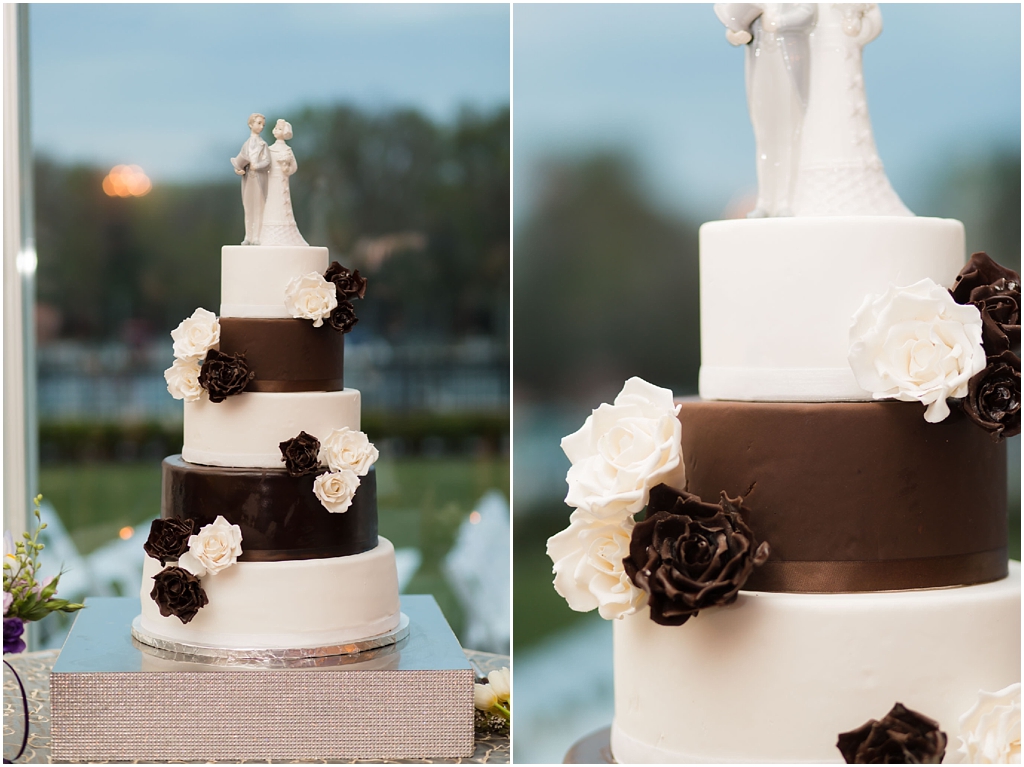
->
[[790, 4, 911, 216], [259, 119, 308, 246]]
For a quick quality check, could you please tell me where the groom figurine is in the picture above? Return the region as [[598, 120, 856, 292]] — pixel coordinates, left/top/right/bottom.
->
[[231, 113, 271, 245], [715, 3, 816, 218]]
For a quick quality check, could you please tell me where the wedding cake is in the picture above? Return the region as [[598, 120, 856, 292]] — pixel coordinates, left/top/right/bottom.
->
[[135, 114, 401, 653], [548, 6, 1021, 763]]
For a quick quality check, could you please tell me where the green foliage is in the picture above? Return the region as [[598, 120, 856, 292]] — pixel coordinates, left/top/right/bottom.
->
[[926, 150, 1021, 273], [513, 153, 701, 401], [3, 496, 86, 622], [34, 103, 509, 345]]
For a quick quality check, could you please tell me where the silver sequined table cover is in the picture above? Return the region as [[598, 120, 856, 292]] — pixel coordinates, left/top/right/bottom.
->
[[3, 596, 508, 764]]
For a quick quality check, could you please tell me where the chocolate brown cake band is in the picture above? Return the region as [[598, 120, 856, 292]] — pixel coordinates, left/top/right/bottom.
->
[[218, 317, 344, 393], [746, 548, 1009, 593], [676, 398, 1008, 593], [162, 455, 376, 561]]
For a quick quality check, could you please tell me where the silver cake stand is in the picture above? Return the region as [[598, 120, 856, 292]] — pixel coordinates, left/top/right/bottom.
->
[[131, 612, 410, 667]]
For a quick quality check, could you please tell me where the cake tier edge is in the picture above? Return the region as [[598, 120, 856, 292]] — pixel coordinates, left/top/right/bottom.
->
[[139, 537, 401, 649], [219, 317, 345, 393], [183, 388, 361, 468], [612, 563, 1021, 764], [676, 398, 1007, 592], [698, 216, 965, 402], [162, 455, 377, 561]]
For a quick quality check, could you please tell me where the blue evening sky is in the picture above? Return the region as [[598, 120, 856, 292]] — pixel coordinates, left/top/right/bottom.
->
[[513, 3, 1021, 223], [29, 3, 511, 181]]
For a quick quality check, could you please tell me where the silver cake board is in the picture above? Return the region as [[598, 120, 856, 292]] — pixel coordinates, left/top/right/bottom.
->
[[49, 595, 474, 762]]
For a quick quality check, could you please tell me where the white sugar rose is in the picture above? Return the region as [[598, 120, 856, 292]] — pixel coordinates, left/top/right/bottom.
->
[[849, 278, 986, 423], [284, 272, 337, 328], [313, 469, 360, 514], [180, 515, 243, 577], [546, 510, 647, 620], [949, 683, 1021, 764], [164, 357, 203, 402], [561, 377, 685, 520], [171, 307, 220, 360], [318, 427, 379, 476]]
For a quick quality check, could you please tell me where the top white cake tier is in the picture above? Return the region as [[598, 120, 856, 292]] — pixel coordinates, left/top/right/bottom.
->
[[699, 216, 965, 402], [220, 245, 330, 318]]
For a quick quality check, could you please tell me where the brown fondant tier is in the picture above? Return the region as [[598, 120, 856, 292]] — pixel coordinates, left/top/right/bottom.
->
[[218, 317, 344, 392], [161, 455, 376, 561], [675, 399, 1008, 593]]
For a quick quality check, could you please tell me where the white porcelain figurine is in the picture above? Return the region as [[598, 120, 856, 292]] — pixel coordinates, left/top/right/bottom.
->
[[230, 113, 271, 245], [259, 119, 308, 247], [791, 4, 911, 216], [715, 3, 912, 218], [716, 3, 817, 218]]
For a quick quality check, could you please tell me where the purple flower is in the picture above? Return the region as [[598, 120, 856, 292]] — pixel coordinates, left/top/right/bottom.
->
[[4, 616, 26, 654], [3, 591, 11, 616]]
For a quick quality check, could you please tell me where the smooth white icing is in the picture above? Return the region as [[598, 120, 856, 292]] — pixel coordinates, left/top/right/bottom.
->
[[139, 538, 402, 649], [183, 389, 360, 468], [220, 245, 329, 318], [611, 563, 1021, 764], [698, 216, 965, 401]]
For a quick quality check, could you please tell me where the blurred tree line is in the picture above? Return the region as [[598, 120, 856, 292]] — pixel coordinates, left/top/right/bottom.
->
[[514, 148, 1021, 404], [34, 104, 509, 347]]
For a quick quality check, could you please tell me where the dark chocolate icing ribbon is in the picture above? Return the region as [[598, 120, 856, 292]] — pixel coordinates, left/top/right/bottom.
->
[[746, 548, 1009, 593]]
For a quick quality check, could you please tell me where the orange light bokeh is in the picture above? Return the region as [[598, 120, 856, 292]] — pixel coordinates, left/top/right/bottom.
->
[[118, 526, 134, 540], [102, 165, 152, 197], [469, 511, 482, 524]]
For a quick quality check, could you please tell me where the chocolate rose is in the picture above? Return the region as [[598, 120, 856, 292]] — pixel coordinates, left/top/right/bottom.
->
[[143, 517, 196, 565], [324, 262, 368, 300], [150, 566, 209, 624], [198, 349, 255, 403], [623, 485, 769, 626], [950, 252, 1020, 354], [837, 703, 947, 764], [963, 349, 1021, 441], [326, 297, 359, 333], [279, 431, 322, 477]]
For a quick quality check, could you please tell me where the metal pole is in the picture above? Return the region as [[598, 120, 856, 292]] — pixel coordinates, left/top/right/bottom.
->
[[3, 3, 38, 572]]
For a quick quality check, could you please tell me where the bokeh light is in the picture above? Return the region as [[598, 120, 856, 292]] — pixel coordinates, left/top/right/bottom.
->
[[102, 165, 151, 197], [118, 526, 134, 540]]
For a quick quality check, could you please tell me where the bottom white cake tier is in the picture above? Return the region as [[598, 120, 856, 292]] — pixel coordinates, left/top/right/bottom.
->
[[612, 562, 1021, 764], [139, 537, 401, 650]]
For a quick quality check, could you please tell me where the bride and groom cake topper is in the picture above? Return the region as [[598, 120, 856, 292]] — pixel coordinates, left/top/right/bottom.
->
[[231, 112, 308, 247], [714, 2, 911, 218]]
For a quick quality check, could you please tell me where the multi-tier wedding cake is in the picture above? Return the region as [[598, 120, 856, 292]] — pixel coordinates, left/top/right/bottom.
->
[[135, 114, 401, 653], [549, 6, 1021, 763]]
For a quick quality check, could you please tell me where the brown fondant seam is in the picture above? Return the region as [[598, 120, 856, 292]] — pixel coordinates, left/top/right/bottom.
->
[[236, 545, 377, 563], [246, 378, 345, 393], [745, 548, 1009, 593]]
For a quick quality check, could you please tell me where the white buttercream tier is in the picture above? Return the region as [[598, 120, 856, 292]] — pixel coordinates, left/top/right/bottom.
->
[[139, 537, 401, 650], [183, 389, 360, 468], [220, 245, 329, 318], [698, 216, 965, 401], [612, 562, 1021, 764]]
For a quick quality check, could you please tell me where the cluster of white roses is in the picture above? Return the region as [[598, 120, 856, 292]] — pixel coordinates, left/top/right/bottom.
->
[[312, 427, 379, 514], [473, 666, 510, 720], [849, 279, 986, 423], [545, 377, 686, 620], [164, 308, 221, 402], [284, 272, 337, 327], [948, 683, 1020, 764], [178, 516, 244, 578]]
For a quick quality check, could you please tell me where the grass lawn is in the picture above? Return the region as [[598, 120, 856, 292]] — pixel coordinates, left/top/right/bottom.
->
[[40, 456, 509, 640]]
